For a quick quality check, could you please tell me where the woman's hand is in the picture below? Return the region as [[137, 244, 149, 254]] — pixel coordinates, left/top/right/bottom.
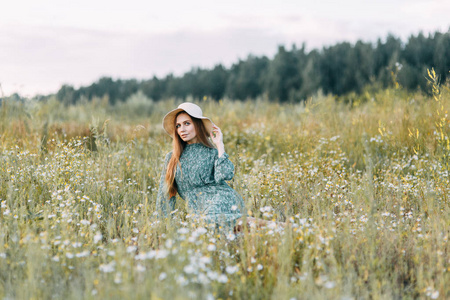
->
[[210, 125, 225, 157]]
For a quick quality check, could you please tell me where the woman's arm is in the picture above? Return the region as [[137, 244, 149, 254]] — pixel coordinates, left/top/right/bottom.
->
[[210, 125, 225, 157], [210, 125, 235, 182], [214, 152, 235, 183], [156, 153, 176, 217]]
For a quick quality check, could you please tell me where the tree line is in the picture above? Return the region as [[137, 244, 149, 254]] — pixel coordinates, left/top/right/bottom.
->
[[56, 30, 450, 104]]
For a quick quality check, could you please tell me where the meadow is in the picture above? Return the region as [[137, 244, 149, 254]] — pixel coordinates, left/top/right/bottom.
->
[[0, 74, 449, 299]]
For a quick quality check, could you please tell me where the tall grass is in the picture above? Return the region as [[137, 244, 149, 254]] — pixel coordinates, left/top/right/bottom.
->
[[0, 83, 449, 299]]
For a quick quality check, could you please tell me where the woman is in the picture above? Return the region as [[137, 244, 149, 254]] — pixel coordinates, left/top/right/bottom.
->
[[157, 102, 247, 232]]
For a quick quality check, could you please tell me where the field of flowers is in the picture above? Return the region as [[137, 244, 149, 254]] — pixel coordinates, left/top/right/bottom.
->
[[1, 79, 449, 299]]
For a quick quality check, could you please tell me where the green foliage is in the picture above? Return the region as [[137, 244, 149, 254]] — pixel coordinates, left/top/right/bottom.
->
[[226, 55, 269, 100], [265, 45, 303, 102], [51, 30, 450, 105]]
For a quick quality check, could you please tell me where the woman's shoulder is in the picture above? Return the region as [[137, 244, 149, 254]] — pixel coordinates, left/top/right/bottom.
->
[[164, 151, 173, 161]]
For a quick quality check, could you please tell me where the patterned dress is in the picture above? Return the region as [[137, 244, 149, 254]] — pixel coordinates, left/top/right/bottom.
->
[[157, 143, 245, 228]]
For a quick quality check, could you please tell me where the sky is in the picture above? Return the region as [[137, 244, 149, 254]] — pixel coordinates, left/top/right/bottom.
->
[[1, 0, 449, 97]]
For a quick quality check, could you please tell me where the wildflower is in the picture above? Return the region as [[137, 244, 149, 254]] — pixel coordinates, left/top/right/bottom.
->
[[165, 239, 173, 249], [257, 264, 263, 271], [207, 271, 219, 280], [430, 291, 439, 299], [99, 261, 115, 273], [146, 250, 156, 259], [126, 246, 137, 253], [199, 256, 211, 266], [207, 244, 216, 251], [178, 227, 189, 234], [136, 264, 146, 272], [159, 272, 167, 280], [184, 264, 197, 274], [226, 265, 238, 274], [114, 272, 122, 284], [176, 275, 188, 286], [260, 206, 272, 213], [93, 232, 102, 244], [425, 287, 439, 299], [217, 274, 228, 283], [135, 253, 147, 260], [226, 233, 236, 241], [155, 249, 169, 259], [193, 227, 207, 237], [76, 251, 90, 258], [198, 273, 210, 284]]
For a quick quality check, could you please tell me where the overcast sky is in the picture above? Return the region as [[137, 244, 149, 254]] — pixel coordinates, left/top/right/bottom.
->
[[1, 0, 449, 97]]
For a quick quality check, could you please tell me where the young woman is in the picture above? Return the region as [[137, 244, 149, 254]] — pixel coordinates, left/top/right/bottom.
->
[[157, 102, 250, 232]]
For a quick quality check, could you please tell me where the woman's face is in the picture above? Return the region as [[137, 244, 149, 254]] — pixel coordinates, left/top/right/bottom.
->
[[176, 113, 198, 144]]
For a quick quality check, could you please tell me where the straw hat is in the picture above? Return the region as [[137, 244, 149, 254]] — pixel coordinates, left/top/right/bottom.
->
[[162, 102, 214, 137]]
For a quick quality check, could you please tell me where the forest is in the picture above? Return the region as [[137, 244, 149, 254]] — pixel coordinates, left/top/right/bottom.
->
[[50, 30, 450, 105]]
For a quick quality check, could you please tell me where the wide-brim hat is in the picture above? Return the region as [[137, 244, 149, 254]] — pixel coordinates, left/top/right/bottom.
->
[[162, 102, 214, 137]]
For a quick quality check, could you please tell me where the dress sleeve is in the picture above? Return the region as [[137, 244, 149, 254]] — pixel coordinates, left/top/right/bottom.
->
[[156, 152, 176, 217], [214, 151, 235, 183]]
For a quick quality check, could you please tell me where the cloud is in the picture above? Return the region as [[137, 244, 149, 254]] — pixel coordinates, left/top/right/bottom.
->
[[0, 24, 287, 96], [1, 6, 448, 97]]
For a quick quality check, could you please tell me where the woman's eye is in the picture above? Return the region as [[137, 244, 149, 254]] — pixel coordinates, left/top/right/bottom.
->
[[176, 124, 180, 128], [184, 122, 190, 125]]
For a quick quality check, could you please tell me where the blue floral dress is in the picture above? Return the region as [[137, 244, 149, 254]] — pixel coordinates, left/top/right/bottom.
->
[[157, 143, 245, 228]]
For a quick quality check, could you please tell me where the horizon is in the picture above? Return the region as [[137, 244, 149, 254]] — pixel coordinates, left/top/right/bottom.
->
[[1, 0, 449, 98]]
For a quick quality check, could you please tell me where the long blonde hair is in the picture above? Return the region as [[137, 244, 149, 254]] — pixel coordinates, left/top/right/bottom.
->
[[165, 112, 214, 197]]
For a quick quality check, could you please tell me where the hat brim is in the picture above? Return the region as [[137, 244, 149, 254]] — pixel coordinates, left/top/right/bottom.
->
[[162, 108, 214, 137]]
